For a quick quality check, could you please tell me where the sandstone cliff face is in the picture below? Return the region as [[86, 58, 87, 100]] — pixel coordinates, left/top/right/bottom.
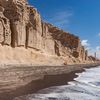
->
[[0, 0, 93, 65], [0, 5, 11, 45]]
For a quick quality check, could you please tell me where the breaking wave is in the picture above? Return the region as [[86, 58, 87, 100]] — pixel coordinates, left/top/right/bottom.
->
[[14, 66, 100, 100]]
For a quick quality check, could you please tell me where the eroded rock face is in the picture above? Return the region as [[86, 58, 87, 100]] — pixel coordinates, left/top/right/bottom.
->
[[3, 0, 27, 47], [26, 6, 42, 50], [0, 0, 92, 63], [0, 5, 11, 45]]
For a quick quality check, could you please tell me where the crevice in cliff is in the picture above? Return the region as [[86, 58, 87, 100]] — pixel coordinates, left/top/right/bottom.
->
[[25, 26, 29, 48], [41, 22, 44, 37], [10, 21, 16, 48], [55, 41, 60, 56]]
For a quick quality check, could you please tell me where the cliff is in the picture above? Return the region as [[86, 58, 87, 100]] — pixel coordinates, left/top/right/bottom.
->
[[0, 1, 100, 99], [0, 0, 95, 65]]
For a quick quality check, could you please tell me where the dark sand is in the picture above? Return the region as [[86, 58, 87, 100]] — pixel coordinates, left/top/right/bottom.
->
[[0, 63, 99, 100]]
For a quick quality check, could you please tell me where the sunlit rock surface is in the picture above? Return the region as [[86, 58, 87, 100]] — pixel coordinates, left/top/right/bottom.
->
[[0, 0, 97, 65]]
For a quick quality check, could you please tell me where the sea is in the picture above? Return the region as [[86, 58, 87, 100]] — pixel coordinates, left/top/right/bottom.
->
[[14, 66, 100, 100]]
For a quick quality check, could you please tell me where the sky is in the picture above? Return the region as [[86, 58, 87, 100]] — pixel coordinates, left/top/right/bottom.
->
[[28, 0, 100, 58]]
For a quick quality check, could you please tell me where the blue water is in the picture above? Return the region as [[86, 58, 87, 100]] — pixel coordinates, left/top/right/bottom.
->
[[14, 66, 100, 100]]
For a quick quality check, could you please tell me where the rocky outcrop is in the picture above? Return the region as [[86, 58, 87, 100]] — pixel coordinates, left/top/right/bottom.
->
[[0, 0, 96, 64]]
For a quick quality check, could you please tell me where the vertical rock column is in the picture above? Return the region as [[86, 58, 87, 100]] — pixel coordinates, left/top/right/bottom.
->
[[3, 0, 27, 47], [0, 7, 4, 43], [41, 23, 55, 55], [26, 7, 43, 50]]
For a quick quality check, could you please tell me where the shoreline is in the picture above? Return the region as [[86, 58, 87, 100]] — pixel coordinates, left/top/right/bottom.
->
[[0, 63, 100, 100]]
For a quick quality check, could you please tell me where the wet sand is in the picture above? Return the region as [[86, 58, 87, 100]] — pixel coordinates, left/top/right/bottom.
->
[[0, 63, 99, 100]]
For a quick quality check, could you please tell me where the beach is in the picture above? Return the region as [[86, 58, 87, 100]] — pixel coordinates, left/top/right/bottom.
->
[[0, 63, 99, 100], [15, 66, 100, 100]]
